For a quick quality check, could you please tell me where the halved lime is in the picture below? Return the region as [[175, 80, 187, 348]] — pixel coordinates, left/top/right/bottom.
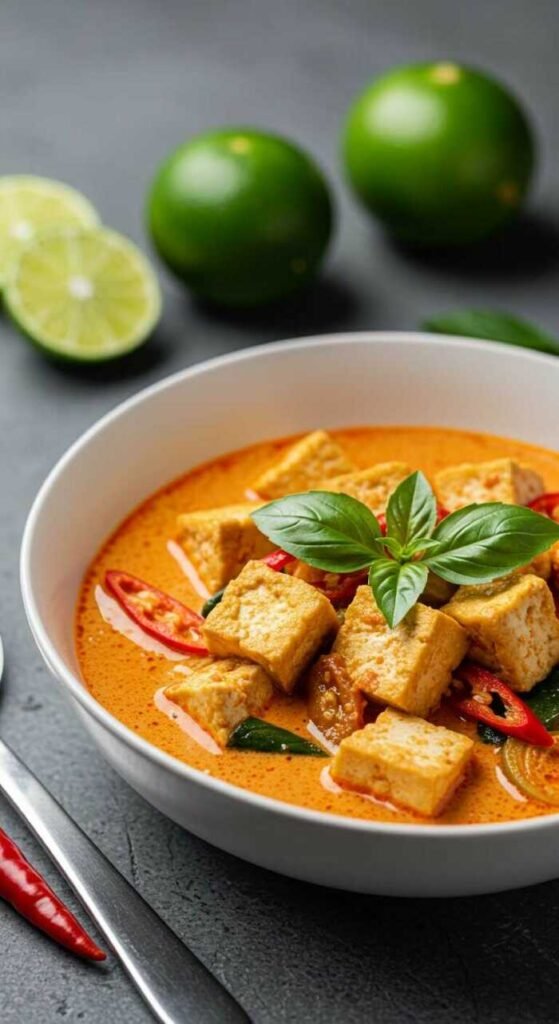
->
[[4, 227, 161, 362], [0, 176, 99, 286]]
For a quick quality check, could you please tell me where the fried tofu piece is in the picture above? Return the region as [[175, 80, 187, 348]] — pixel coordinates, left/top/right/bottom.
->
[[164, 658, 273, 747], [331, 709, 473, 817], [325, 461, 411, 516], [333, 586, 468, 717], [551, 542, 559, 578], [434, 458, 544, 513], [251, 430, 354, 499], [519, 550, 552, 580], [443, 573, 559, 692], [203, 560, 339, 692], [176, 503, 274, 594]]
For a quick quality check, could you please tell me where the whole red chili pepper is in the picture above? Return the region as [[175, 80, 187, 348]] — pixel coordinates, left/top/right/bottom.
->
[[106, 571, 209, 655], [450, 662, 553, 747], [0, 829, 106, 960], [528, 493, 559, 519]]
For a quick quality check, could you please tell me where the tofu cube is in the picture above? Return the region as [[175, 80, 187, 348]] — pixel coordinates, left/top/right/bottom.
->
[[434, 458, 544, 513], [164, 658, 273, 747], [331, 709, 473, 817], [325, 461, 411, 516], [443, 573, 559, 691], [203, 560, 339, 692], [333, 586, 468, 716], [519, 550, 552, 580], [251, 430, 355, 499], [176, 503, 274, 594]]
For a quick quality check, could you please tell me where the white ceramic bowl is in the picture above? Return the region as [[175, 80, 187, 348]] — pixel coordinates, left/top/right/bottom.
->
[[20, 332, 559, 897]]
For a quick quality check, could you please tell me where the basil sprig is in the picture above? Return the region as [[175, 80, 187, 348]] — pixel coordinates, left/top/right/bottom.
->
[[252, 472, 559, 628]]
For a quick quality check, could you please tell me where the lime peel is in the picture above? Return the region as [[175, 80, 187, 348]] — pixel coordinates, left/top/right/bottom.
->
[[5, 226, 161, 363], [0, 175, 99, 286]]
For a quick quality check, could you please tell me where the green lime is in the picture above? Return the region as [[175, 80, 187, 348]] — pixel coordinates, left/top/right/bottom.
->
[[147, 128, 333, 306], [343, 63, 535, 246], [0, 176, 99, 286], [5, 227, 161, 362]]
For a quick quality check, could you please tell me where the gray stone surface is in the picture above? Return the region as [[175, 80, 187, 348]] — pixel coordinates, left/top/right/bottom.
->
[[2, 0, 559, 1020]]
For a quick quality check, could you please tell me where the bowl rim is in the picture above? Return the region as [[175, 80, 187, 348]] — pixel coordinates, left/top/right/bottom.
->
[[20, 330, 559, 839]]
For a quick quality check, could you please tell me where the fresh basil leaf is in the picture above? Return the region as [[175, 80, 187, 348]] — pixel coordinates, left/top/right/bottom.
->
[[402, 537, 441, 558], [425, 504, 559, 585], [423, 309, 559, 356], [386, 471, 437, 547], [252, 491, 382, 572], [369, 558, 428, 628], [228, 718, 328, 756], [381, 536, 404, 559], [478, 723, 505, 745]]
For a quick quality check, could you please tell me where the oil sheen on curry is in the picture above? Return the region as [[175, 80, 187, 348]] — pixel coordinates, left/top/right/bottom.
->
[[76, 426, 559, 825]]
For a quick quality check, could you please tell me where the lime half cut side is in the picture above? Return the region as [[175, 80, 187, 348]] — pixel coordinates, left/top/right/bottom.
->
[[5, 227, 162, 362], [0, 176, 99, 286]]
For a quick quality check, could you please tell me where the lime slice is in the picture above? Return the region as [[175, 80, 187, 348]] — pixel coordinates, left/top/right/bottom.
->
[[5, 227, 162, 362], [0, 176, 99, 286]]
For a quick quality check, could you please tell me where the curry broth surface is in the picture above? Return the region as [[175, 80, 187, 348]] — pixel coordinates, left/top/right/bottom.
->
[[76, 426, 559, 825]]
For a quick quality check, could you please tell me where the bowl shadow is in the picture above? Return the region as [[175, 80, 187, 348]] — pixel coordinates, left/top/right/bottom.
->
[[191, 273, 361, 340]]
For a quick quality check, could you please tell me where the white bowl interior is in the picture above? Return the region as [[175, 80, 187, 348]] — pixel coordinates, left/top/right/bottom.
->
[[24, 332, 559, 686]]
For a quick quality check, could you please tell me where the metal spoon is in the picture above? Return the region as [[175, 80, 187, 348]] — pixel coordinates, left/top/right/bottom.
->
[[0, 637, 250, 1024]]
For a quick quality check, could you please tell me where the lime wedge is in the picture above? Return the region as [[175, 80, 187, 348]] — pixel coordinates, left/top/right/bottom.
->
[[0, 176, 99, 285], [5, 227, 162, 362]]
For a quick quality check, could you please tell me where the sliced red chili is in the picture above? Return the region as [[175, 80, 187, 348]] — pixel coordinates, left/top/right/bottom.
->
[[0, 829, 106, 961], [451, 661, 553, 747], [105, 571, 208, 655], [528, 493, 559, 519], [262, 549, 296, 571], [314, 570, 368, 607]]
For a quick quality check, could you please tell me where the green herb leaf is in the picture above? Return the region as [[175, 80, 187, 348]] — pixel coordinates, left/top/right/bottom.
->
[[228, 717, 328, 756], [423, 309, 559, 356], [478, 666, 559, 744], [425, 504, 559, 585], [252, 491, 382, 573], [478, 723, 506, 745], [369, 558, 428, 628], [386, 470, 437, 546], [526, 667, 559, 728], [201, 587, 225, 618], [381, 535, 405, 559], [402, 537, 441, 558]]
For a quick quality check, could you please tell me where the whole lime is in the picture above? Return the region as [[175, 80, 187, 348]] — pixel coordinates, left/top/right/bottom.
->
[[343, 63, 535, 246], [147, 128, 333, 306]]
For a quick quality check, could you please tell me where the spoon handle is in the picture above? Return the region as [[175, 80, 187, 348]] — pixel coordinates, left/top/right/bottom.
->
[[0, 737, 249, 1024]]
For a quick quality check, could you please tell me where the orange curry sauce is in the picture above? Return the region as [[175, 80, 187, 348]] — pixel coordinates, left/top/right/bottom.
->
[[76, 426, 559, 825]]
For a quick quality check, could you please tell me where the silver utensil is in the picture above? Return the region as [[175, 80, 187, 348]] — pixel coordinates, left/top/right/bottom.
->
[[0, 638, 250, 1024]]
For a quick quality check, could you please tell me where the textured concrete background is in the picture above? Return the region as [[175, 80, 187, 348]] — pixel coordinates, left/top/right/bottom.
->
[[2, 1, 559, 1021]]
